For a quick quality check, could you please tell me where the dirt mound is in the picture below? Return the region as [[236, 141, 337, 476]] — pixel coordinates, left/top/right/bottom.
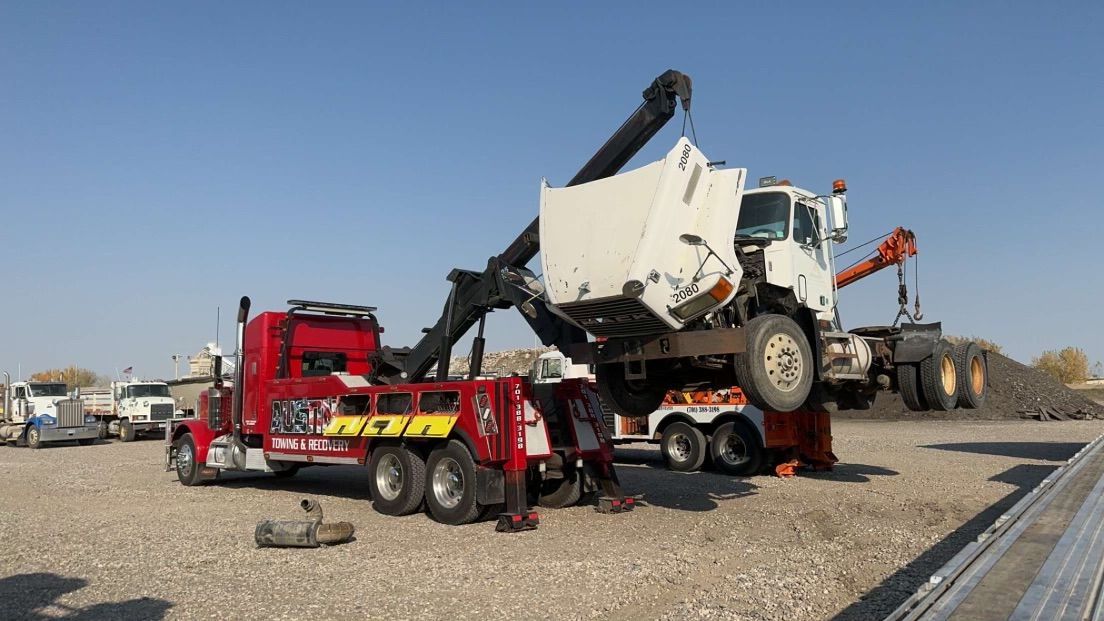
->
[[846, 352, 1104, 421]]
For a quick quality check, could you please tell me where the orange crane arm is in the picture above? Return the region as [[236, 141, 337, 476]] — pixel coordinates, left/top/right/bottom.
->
[[835, 227, 917, 289]]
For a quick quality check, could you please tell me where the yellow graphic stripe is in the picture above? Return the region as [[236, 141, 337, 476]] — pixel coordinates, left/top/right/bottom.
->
[[402, 414, 458, 438], [322, 415, 370, 437], [362, 415, 413, 437]]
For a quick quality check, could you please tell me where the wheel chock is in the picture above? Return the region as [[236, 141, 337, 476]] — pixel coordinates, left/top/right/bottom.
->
[[597, 496, 635, 514], [774, 459, 802, 478], [495, 511, 539, 533]]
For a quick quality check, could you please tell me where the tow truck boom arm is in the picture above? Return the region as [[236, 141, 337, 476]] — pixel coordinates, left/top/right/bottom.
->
[[373, 70, 693, 384], [834, 226, 917, 289]]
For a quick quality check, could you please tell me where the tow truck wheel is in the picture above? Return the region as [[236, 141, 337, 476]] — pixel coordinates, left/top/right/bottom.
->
[[175, 433, 204, 486], [734, 314, 814, 412], [96, 420, 109, 440], [897, 363, 928, 411], [709, 421, 763, 476], [26, 426, 42, 449], [425, 440, 482, 526], [920, 340, 958, 411], [954, 342, 988, 409], [595, 363, 667, 417], [538, 465, 583, 509], [368, 444, 425, 516], [661, 421, 707, 472], [118, 419, 136, 443]]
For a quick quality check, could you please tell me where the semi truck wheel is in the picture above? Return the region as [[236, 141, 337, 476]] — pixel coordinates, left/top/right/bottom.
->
[[595, 363, 667, 417], [897, 363, 928, 411], [734, 315, 814, 412], [955, 342, 988, 409], [920, 340, 958, 411], [26, 426, 42, 449], [425, 440, 482, 525], [661, 421, 707, 472], [118, 419, 136, 442], [174, 434, 204, 486], [709, 421, 763, 476], [368, 444, 425, 516], [539, 465, 583, 508], [96, 420, 109, 440]]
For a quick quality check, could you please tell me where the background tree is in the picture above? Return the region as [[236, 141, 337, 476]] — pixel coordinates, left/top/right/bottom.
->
[[1032, 347, 1090, 384], [946, 335, 1004, 355], [28, 366, 110, 389]]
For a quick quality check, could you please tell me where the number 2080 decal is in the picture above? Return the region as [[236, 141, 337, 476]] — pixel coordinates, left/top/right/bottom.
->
[[672, 283, 700, 303]]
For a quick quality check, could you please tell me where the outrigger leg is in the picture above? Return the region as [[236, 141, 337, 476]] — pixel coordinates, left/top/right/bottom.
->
[[496, 469, 539, 532]]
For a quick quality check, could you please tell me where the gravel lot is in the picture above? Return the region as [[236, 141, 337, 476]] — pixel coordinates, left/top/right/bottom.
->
[[2, 419, 1102, 621]]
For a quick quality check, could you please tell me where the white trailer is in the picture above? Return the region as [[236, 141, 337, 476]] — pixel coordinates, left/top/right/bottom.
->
[[530, 351, 834, 475], [82, 380, 179, 442]]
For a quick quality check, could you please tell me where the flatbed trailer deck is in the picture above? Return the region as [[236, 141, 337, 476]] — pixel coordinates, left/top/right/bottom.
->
[[886, 433, 1104, 620]]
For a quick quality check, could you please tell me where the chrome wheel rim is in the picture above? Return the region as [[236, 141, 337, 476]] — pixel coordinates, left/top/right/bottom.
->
[[177, 443, 194, 478], [667, 432, 692, 462], [432, 457, 465, 509], [719, 432, 749, 465], [764, 333, 803, 392], [28, 428, 38, 444], [375, 453, 403, 501]]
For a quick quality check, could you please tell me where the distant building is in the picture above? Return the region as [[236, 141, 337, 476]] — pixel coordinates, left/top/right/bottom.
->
[[188, 344, 225, 377]]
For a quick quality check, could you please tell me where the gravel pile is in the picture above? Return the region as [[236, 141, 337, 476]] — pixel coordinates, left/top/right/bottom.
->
[[448, 347, 553, 377], [2, 420, 1103, 620], [853, 352, 1104, 421]]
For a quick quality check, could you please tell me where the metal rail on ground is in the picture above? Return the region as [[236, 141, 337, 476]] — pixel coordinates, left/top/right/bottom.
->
[[885, 433, 1104, 621]]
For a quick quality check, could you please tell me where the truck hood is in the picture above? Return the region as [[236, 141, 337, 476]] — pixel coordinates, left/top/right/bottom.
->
[[539, 138, 746, 335]]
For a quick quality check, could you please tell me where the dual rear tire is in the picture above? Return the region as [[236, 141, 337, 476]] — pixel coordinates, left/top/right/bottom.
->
[[897, 340, 988, 411], [661, 420, 763, 476], [368, 440, 483, 526]]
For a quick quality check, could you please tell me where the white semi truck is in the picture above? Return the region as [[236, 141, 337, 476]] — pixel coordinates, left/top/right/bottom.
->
[[539, 138, 988, 417], [82, 380, 178, 442], [0, 375, 99, 447]]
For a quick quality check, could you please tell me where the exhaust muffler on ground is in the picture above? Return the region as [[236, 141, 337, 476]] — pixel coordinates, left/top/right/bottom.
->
[[254, 499, 355, 548]]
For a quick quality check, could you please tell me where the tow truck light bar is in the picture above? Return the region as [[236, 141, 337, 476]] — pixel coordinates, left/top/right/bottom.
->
[[286, 299, 378, 317]]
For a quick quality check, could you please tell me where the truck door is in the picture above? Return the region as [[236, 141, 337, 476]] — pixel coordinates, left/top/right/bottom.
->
[[790, 200, 834, 313], [13, 386, 28, 419]]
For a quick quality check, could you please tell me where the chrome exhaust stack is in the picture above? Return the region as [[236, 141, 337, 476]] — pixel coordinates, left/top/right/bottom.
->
[[229, 296, 250, 469]]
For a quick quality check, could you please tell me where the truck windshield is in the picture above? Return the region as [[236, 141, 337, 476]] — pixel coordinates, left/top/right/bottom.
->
[[29, 383, 67, 397], [127, 385, 171, 398], [735, 192, 791, 240]]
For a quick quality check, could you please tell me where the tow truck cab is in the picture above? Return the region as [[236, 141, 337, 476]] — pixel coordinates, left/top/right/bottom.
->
[[175, 303, 382, 463]]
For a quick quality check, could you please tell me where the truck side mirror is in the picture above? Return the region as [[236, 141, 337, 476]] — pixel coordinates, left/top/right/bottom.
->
[[827, 195, 849, 243]]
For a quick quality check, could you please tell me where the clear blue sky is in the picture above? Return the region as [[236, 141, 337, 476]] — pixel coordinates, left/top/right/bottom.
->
[[2, 2, 1101, 380]]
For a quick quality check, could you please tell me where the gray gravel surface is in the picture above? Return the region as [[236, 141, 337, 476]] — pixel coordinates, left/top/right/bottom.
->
[[2, 419, 1102, 620]]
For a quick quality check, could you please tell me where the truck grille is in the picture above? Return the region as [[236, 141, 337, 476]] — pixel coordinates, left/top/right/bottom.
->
[[151, 403, 175, 421], [207, 394, 224, 429], [56, 399, 86, 428], [556, 297, 670, 338]]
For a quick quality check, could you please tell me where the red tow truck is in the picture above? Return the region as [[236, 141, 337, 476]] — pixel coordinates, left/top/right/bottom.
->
[[165, 70, 700, 530], [168, 299, 622, 530]]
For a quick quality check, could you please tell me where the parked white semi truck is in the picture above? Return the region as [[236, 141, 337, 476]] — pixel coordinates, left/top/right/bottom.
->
[[539, 138, 988, 417], [0, 375, 99, 447], [82, 380, 178, 442]]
